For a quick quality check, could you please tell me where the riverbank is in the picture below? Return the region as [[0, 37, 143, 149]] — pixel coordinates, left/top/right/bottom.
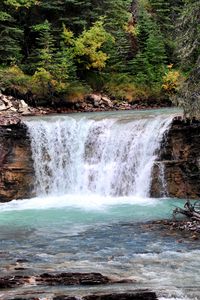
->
[[0, 92, 172, 118]]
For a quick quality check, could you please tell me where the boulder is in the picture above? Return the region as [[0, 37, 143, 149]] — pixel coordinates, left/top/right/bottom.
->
[[87, 93, 102, 104], [101, 96, 113, 107]]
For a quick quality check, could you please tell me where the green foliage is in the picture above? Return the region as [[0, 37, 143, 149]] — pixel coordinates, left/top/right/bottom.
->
[[4, 0, 37, 8], [129, 1, 166, 87], [31, 67, 53, 97], [0, 0, 197, 107], [104, 73, 148, 102], [30, 20, 55, 72], [0, 65, 31, 94], [0, 0, 23, 65], [73, 20, 114, 70]]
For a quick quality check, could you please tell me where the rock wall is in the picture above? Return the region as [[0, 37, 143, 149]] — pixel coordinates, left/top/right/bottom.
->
[[151, 120, 200, 199], [0, 122, 35, 202]]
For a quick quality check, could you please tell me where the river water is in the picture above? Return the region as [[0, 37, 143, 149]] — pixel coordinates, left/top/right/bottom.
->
[[0, 109, 199, 299]]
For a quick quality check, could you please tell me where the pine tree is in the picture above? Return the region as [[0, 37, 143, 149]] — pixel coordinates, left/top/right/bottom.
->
[[128, 1, 166, 86], [53, 24, 76, 84], [0, 3, 23, 64], [29, 20, 55, 72], [149, 0, 171, 33]]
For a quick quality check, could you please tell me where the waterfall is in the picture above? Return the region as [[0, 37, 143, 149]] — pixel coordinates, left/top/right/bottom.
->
[[25, 113, 173, 198]]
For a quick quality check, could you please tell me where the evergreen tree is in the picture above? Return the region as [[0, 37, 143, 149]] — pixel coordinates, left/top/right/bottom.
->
[[29, 20, 55, 72], [149, 0, 171, 33], [0, 3, 23, 64], [129, 1, 166, 86], [53, 24, 76, 85]]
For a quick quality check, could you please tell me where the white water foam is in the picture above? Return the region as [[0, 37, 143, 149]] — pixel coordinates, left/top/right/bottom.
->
[[0, 194, 159, 212], [25, 113, 173, 200]]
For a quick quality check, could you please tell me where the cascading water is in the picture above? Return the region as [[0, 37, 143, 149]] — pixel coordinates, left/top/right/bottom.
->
[[25, 113, 173, 198]]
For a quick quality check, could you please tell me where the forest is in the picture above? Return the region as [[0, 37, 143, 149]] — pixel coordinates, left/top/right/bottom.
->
[[0, 0, 199, 116]]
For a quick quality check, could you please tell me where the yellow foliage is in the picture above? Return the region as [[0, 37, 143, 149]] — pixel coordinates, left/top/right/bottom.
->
[[32, 67, 52, 83], [62, 25, 74, 46], [162, 68, 183, 94], [4, 0, 38, 9], [6, 65, 25, 76], [74, 20, 114, 70], [124, 23, 139, 36]]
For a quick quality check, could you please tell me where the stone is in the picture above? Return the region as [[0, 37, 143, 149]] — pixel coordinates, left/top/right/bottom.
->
[[83, 291, 158, 300], [101, 96, 113, 107], [0, 273, 110, 289], [18, 99, 31, 115], [19, 99, 29, 109], [0, 115, 21, 126], [87, 94, 102, 104], [0, 99, 7, 111]]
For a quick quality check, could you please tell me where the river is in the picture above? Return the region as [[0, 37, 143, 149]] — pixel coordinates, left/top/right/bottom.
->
[[0, 109, 199, 299]]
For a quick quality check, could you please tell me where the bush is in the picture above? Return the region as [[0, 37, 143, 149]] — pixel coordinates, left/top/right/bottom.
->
[[0, 65, 31, 94], [104, 73, 161, 102], [162, 65, 184, 95]]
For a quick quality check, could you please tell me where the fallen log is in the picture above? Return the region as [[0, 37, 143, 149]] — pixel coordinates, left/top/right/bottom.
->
[[173, 200, 200, 222]]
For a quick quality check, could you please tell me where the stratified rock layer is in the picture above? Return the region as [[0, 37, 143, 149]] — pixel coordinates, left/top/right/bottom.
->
[[0, 120, 35, 202], [151, 119, 200, 199]]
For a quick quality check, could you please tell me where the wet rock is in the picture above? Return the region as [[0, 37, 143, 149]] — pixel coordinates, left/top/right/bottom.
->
[[53, 292, 157, 300], [37, 272, 110, 286], [0, 123, 35, 202], [8, 292, 158, 300], [83, 291, 158, 300], [151, 120, 200, 199], [0, 273, 111, 289]]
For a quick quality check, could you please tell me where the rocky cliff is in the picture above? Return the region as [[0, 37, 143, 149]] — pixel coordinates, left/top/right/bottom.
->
[[151, 119, 200, 199], [0, 117, 200, 202], [0, 118, 35, 202]]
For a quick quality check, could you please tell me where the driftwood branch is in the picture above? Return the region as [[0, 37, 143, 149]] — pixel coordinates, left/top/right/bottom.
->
[[173, 200, 200, 221]]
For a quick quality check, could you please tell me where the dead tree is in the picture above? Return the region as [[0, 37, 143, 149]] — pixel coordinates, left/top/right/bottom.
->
[[173, 200, 200, 222]]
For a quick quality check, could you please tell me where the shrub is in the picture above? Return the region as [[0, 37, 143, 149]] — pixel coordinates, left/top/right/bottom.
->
[[0, 65, 31, 94], [162, 65, 184, 95]]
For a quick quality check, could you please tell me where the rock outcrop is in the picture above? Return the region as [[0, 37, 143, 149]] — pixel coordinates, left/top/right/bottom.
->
[[151, 119, 200, 199], [0, 118, 35, 202]]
